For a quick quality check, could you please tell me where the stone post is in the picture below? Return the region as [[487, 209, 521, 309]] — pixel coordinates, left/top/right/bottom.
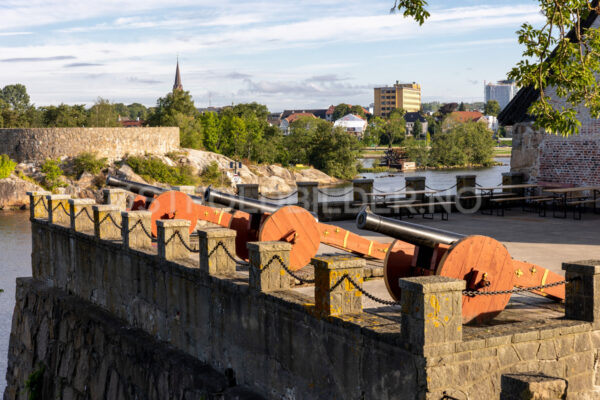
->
[[500, 372, 567, 400], [69, 199, 96, 232], [121, 211, 153, 250], [456, 175, 476, 197], [46, 194, 71, 225], [405, 176, 426, 202], [103, 188, 128, 210], [352, 178, 373, 203], [398, 276, 465, 349], [237, 184, 259, 199], [171, 185, 196, 196], [197, 227, 237, 275], [313, 255, 365, 317], [247, 241, 292, 292], [502, 172, 525, 196], [27, 191, 50, 220], [297, 181, 318, 213], [563, 260, 600, 326], [157, 219, 191, 261], [93, 205, 122, 240]]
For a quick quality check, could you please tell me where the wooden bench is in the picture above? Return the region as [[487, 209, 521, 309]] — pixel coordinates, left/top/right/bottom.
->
[[490, 195, 553, 216], [388, 201, 455, 220], [566, 198, 600, 220]]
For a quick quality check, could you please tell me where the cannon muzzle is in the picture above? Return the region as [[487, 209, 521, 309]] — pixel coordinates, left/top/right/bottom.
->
[[356, 207, 464, 248], [204, 186, 280, 214]]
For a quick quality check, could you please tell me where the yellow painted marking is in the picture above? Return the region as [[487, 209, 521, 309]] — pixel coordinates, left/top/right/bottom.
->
[[323, 230, 329, 236], [343, 231, 350, 248], [540, 269, 549, 293], [515, 269, 523, 278], [335, 227, 340, 233], [367, 241, 373, 256], [530, 266, 537, 275], [217, 210, 224, 225], [204, 211, 209, 217]]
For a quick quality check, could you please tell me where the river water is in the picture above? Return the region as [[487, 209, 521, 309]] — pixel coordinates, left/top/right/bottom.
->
[[0, 158, 510, 391]]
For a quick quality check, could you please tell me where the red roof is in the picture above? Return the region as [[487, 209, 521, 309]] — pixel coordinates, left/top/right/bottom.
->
[[286, 113, 316, 123], [448, 111, 485, 123], [326, 105, 335, 115], [120, 120, 144, 127]]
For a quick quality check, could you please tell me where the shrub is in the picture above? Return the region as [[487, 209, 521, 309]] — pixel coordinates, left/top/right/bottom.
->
[[126, 156, 199, 186], [199, 161, 231, 187], [0, 154, 16, 179], [41, 159, 66, 191], [72, 152, 107, 176]]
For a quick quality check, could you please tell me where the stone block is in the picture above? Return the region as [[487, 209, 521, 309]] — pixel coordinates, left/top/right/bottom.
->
[[296, 181, 318, 213], [197, 227, 237, 275], [27, 191, 50, 220], [398, 276, 465, 349], [236, 184, 259, 199], [500, 372, 566, 400], [405, 176, 426, 201], [456, 175, 476, 198], [156, 219, 191, 261], [562, 260, 600, 325], [103, 188, 128, 210], [247, 241, 292, 292], [93, 205, 122, 240], [312, 255, 365, 317], [352, 178, 373, 203], [69, 199, 96, 232], [121, 211, 153, 250], [46, 194, 71, 225], [171, 185, 196, 195]]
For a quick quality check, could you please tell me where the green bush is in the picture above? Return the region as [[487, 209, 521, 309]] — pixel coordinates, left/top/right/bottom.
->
[[199, 161, 230, 186], [41, 159, 66, 191], [72, 152, 107, 176], [126, 156, 198, 185], [0, 154, 16, 179]]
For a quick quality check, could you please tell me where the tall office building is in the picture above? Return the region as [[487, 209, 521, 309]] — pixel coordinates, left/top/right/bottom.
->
[[374, 81, 421, 117], [484, 80, 516, 110]]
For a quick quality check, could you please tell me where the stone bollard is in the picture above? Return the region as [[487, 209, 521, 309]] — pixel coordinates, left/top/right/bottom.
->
[[171, 185, 196, 196], [197, 227, 237, 275], [157, 219, 191, 261], [313, 255, 365, 317], [456, 174, 476, 197], [563, 260, 600, 326], [247, 241, 292, 292], [500, 372, 567, 400], [69, 199, 96, 232], [93, 205, 122, 240], [103, 188, 128, 210], [27, 191, 50, 220], [405, 176, 426, 201], [398, 276, 465, 349], [297, 181, 318, 213], [121, 211, 153, 250], [237, 184, 259, 199], [352, 178, 373, 203], [46, 194, 71, 225], [502, 172, 525, 196]]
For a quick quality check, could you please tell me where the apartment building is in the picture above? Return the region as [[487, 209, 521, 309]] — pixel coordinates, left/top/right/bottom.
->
[[374, 81, 421, 117]]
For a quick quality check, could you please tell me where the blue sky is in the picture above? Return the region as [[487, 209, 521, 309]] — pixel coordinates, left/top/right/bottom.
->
[[0, 0, 543, 111]]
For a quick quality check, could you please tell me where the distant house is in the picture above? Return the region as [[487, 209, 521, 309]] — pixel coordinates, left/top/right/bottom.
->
[[404, 111, 428, 137], [333, 114, 368, 139], [118, 116, 143, 128], [448, 111, 487, 124], [281, 109, 328, 120], [267, 113, 282, 127], [279, 112, 316, 135]]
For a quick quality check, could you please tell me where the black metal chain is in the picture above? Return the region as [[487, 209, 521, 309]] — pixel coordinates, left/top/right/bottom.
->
[[373, 185, 407, 194], [462, 279, 573, 297], [259, 191, 298, 201], [74, 207, 95, 223], [317, 188, 353, 198], [33, 197, 49, 212], [329, 273, 401, 306], [207, 241, 240, 263], [425, 183, 458, 192], [127, 219, 154, 239], [165, 230, 199, 253], [258, 255, 316, 284], [98, 213, 122, 230], [52, 201, 69, 215]]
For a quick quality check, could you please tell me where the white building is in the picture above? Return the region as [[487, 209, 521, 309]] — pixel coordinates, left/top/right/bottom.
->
[[333, 114, 368, 138], [484, 80, 516, 110]]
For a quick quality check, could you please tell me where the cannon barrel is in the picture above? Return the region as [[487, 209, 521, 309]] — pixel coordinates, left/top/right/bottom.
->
[[106, 175, 209, 204], [204, 186, 280, 214], [356, 207, 464, 248]]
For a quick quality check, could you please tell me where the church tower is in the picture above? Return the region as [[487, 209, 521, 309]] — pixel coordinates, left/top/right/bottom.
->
[[173, 59, 183, 91]]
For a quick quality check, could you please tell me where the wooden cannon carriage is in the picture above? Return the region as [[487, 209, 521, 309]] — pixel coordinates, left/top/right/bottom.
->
[[357, 207, 566, 323]]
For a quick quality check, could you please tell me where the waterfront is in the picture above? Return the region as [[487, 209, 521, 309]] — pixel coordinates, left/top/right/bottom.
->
[[0, 212, 31, 395]]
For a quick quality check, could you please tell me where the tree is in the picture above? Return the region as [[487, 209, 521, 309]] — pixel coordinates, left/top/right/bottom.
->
[[332, 103, 351, 121], [429, 122, 495, 167], [127, 103, 149, 121], [201, 112, 220, 152], [392, 0, 600, 136], [87, 98, 119, 127], [484, 100, 501, 117], [350, 105, 366, 118], [1, 84, 30, 113], [458, 102, 466, 111], [147, 90, 203, 149], [41, 104, 87, 127], [113, 103, 129, 119], [413, 119, 423, 137]]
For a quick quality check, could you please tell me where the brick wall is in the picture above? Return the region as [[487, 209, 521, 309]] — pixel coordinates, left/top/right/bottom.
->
[[0, 127, 180, 162]]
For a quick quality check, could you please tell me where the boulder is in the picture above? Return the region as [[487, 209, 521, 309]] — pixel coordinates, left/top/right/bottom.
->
[[117, 164, 147, 184], [0, 176, 45, 209]]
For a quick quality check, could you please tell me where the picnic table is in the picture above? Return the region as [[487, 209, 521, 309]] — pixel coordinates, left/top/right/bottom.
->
[[476, 184, 542, 216], [543, 186, 600, 218], [366, 190, 438, 204]]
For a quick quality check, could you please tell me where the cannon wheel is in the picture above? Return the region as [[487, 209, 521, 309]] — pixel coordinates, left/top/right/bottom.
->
[[229, 210, 256, 261], [147, 191, 198, 237], [437, 235, 514, 324], [258, 206, 320, 271], [383, 240, 416, 301]]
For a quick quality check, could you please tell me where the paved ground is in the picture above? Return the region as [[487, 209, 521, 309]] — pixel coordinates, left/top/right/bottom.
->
[[299, 209, 600, 325]]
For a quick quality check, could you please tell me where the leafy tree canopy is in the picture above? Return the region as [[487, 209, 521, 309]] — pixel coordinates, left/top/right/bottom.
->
[[484, 100, 501, 117]]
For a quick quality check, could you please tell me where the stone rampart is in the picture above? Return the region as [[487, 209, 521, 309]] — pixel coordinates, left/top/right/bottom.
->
[[0, 127, 179, 162], [5, 197, 600, 398]]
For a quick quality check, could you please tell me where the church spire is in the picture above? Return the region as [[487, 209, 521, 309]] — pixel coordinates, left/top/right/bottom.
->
[[173, 58, 183, 91]]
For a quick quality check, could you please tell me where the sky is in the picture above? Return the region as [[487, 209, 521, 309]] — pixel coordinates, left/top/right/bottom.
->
[[0, 0, 545, 112]]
